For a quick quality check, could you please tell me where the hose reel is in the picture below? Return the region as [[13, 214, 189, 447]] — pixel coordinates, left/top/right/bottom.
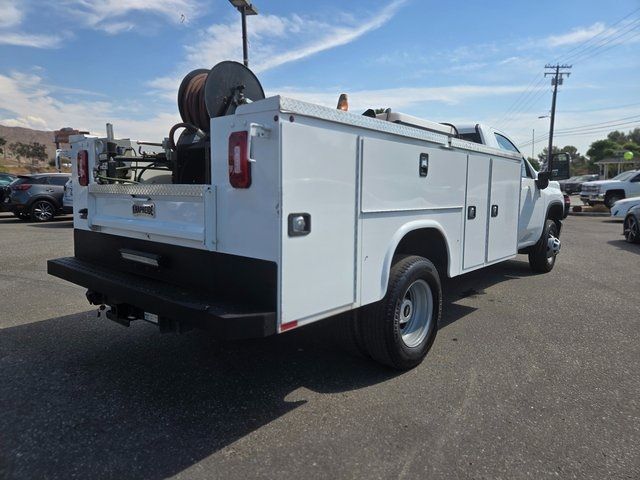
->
[[175, 60, 266, 135], [171, 61, 265, 183]]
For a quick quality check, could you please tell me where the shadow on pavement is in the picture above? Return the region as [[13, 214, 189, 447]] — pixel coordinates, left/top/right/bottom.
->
[[0, 215, 72, 226], [28, 219, 73, 229], [0, 258, 534, 479], [440, 259, 534, 328], [607, 239, 640, 255]]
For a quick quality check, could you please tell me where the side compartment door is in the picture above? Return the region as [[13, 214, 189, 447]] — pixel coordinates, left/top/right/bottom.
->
[[463, 154, 490, 270], [280, 122, 357, 324], [487, 157, 521, 262]]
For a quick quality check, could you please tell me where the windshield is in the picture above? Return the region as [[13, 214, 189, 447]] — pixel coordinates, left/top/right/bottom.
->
[[612, 170, 637, 181]]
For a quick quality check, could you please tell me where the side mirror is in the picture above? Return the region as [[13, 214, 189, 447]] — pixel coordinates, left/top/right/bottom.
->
[[536, 171, 550, 190], [550, 152, 571, 180]]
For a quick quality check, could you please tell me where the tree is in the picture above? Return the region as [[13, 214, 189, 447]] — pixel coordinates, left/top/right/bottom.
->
[[607, 130, 627, 144], [0, 136, 6, 158], [586, 139, 618, 162], [628, 128, 640, 145], [8, 141, 48, 166]]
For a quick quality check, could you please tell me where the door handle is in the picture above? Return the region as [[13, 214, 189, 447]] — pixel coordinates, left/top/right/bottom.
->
[[491, 205, 499, 217], [467, 206, 476, 220]]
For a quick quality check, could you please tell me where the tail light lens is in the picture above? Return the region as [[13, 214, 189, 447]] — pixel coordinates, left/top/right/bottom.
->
[[228, 131, 251, 188], [78, 150, 89, 186], [12, 184, 31, 191]]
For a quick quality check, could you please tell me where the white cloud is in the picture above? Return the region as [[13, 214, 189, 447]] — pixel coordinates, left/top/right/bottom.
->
[[0, 32, 63, 48], [0, 0, 23, 28], [0, 71, 178, 140], [272, 84, 529, 113], [64, 0, 200, 32], [0, 0, 62, 48], [150, 1, 407, 97], [545, 22, 608, 47]]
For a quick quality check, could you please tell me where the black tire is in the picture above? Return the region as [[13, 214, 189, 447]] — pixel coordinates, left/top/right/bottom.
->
[[360, 255, 441, 370], [605, 194, 623, 209], [623, 214, 640, 243], [333, 311, 369, 359], [529, 219, 560, 273], [30, 200, 56, 222]]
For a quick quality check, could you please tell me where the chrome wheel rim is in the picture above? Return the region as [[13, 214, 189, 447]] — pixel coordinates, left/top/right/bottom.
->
[[33, 202, 53, 221], [546, 225, 560, 266], [625, 217, 638, 242], [398, 279, 434, 348]]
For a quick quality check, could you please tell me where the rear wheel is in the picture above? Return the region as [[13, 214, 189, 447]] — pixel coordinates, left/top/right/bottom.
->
[[360, 255, 441, 370], [30, 200, 55, 222], [529, 219, 560, 273], [623, 215, 640, 243]]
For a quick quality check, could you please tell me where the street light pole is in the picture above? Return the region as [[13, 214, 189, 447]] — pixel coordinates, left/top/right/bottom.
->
[[241, 6, 248, 66], [532, 129, 534, 160], [228, 1, 259, 67]]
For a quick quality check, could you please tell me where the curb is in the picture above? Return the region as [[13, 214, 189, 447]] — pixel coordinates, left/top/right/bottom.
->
[[568, 212, 611, 217]]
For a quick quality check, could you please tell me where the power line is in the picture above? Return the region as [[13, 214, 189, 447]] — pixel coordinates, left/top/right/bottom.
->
[[495, 7, 640, 129], [566, 18, 640, 64], [570, 28, 640, 65], [518, 121, 640, 148], [518, 125, 640, 150], [560, 101, 640, 113], [559, 13, 640, 63]]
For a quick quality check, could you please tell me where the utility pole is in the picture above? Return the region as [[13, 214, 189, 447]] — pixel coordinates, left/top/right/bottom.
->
[[544, 64, 572, 172]]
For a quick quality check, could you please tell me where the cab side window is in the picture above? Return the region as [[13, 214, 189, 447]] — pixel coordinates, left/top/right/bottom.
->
[[495, 133, 521, 153], [631, 174, 640, 183], [521, 160, 534, 179]]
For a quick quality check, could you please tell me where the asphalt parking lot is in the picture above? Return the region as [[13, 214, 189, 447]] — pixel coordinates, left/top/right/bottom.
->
[[1, 213, 638, 480]]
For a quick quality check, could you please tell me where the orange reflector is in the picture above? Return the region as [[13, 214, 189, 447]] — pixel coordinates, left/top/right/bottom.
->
[[337, 93, 349, 111]]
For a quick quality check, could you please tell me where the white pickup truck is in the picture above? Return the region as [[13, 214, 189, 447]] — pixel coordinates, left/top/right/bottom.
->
[[580, 169, 640, 208], [48, 62, 564, 369]]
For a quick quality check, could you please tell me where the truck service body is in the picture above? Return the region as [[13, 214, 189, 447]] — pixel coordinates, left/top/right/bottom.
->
[[49, 68, 564, 369]]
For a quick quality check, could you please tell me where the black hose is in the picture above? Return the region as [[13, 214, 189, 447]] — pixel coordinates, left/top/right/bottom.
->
[[167, 122, 207, 151]]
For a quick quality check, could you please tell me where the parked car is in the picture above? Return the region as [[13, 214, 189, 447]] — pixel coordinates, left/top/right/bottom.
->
[[559, 174, 599, 194], [4, 173, 72, 221], [0, 173, 17, 209], [63, 178, 73, 211], [623, 204, 640, 243], [580, 169, 640, 208], [611, 196, 640, 219]]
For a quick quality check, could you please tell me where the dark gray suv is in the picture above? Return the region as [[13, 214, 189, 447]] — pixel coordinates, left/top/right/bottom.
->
[[4, 173, 72, 222]]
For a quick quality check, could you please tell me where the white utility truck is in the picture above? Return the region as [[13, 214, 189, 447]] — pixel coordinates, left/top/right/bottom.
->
[[49, 61, 564, 369]]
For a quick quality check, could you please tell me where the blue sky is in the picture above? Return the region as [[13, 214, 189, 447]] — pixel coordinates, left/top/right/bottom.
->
[[1, 0, 639, 157]]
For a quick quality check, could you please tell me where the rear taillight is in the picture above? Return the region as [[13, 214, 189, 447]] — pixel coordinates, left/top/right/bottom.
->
[[228, 131, 251, 188], [12, 184, 31, 191], [78, 150, 89, 186]]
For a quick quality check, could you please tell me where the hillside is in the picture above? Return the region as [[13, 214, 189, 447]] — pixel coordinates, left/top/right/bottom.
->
[[0, 124, 58, 174]]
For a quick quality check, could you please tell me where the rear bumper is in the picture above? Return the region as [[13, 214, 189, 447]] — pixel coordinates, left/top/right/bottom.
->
[[47, 256, 277, 339]]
